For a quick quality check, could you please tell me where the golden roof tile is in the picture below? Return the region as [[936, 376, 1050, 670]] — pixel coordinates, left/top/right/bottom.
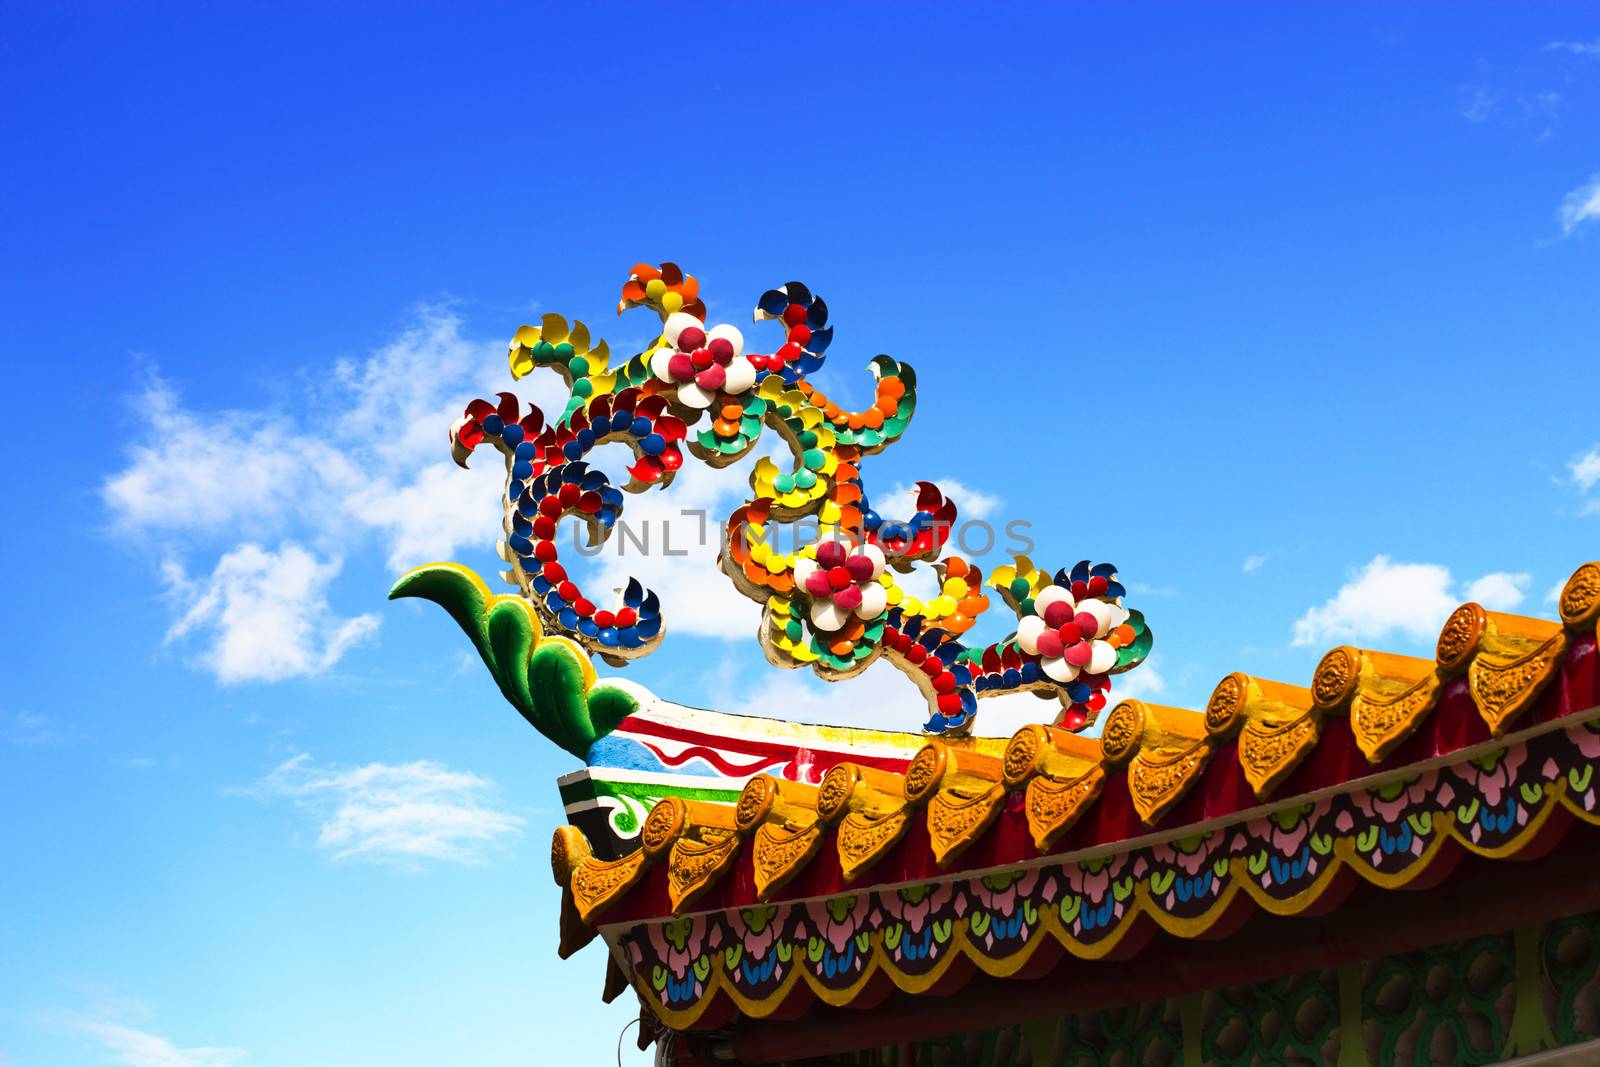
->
[[556, 560, 1600, 930]]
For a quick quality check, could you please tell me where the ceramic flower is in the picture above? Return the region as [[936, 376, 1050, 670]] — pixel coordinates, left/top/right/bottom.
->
[[1015, 583, 1134, 685], [793, 540, 889, 632], [651, 312, 757, 410]]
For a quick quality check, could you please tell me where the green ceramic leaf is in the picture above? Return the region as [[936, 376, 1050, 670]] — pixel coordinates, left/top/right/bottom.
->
[[389, 563, 638, 761]]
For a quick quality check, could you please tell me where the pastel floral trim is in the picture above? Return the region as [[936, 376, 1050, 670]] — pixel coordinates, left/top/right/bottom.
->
[[618, 717, 1600, 1027]]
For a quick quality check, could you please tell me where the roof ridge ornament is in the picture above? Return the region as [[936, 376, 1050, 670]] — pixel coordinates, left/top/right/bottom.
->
[[391, 262, 1152, 746]]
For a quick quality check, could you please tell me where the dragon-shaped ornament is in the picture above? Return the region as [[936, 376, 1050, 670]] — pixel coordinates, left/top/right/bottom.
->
[[391, 263, 1150, 750]]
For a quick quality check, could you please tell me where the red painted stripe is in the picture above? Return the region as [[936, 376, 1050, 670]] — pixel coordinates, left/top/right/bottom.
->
[[640, 741, 790, 777], [614, 714, 913, 776]]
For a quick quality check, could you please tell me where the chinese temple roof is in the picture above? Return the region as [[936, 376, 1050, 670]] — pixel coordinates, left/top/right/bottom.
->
[[550, 561, 1600, 1027], [380, 260, 1600, 1050]]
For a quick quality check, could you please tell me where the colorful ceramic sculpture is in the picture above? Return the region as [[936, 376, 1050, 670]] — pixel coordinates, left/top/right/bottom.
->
[[395, 262, 1150, 740]]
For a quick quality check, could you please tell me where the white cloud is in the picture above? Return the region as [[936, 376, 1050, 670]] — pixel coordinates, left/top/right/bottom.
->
[[1292, 557, 1458, 648], [163, 543, 380, 684], [1569, 446, 1600, 516], [69, 1018, 244, 1067], [1292, 556, 1548, 648], [104, 309, 568, 683], [1558, 174, 1600, 237], [1463, 571, 1531, 611], [257, 754, 524, 866], [103, 377, 354, 534], [2, 709, 67, 746], [734, 661, 920, 731], [1242, 553, 1267, 573], [1520, 91, 1564, 134], [584, 446, 775, 642], [1546, 39, 1600, 57], [1571, 446, 1600, 492], [1460, 85, 1498, 123], [345, 461, 506, 572]]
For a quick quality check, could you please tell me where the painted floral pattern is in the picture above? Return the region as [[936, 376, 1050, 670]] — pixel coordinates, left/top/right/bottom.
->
[[621, 720, 1600, 1019]]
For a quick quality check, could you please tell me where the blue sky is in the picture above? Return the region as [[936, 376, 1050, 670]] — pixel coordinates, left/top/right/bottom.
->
[[3, 5, 1599, 1064]]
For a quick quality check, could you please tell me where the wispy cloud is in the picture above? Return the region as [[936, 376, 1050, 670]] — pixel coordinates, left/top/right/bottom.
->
[[1574, 449, 1600, 492], [60, 991, 245, 1067], [2, 709, 70, 746], [69, 1018, 246, 1067], [1546, 38, 1600, 58], [104, 309, 566, 683], [1570, 447, 1600, 514], [584, 445, 775, 643], [255, 754, 524, 866], [1458, 73, 1564, 138], [1459, 85, 1499, 123], [1292, 556, 1538, 648], [1557, 174, 1600, 237], [162, 544, 379, 684], [1242, 553, 1267, 574]]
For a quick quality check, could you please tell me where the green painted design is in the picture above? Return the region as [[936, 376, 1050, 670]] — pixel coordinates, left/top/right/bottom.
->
[[1543, 912, 1600, 1043], [1503, 924, 1557, 1058], [1270, 804, 1309, 832], [663, 917, 692, 951], [772, 914, 1600, 1066], [1335, 964, 1371, 1067], [1364, 933, 1513, 1066], [585, 779, 741, 808], [389, 563, 636, 759]]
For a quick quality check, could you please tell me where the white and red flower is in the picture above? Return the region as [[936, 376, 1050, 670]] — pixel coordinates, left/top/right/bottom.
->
[[650, 312, 757, 410], [1014, 584, 1132, 684], [793, 540, 890, 631]]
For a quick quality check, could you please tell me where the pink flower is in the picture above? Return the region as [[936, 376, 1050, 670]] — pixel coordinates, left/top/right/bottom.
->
[[1455, 745, 1527, 808], [1567, 721, 1600, 759]]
